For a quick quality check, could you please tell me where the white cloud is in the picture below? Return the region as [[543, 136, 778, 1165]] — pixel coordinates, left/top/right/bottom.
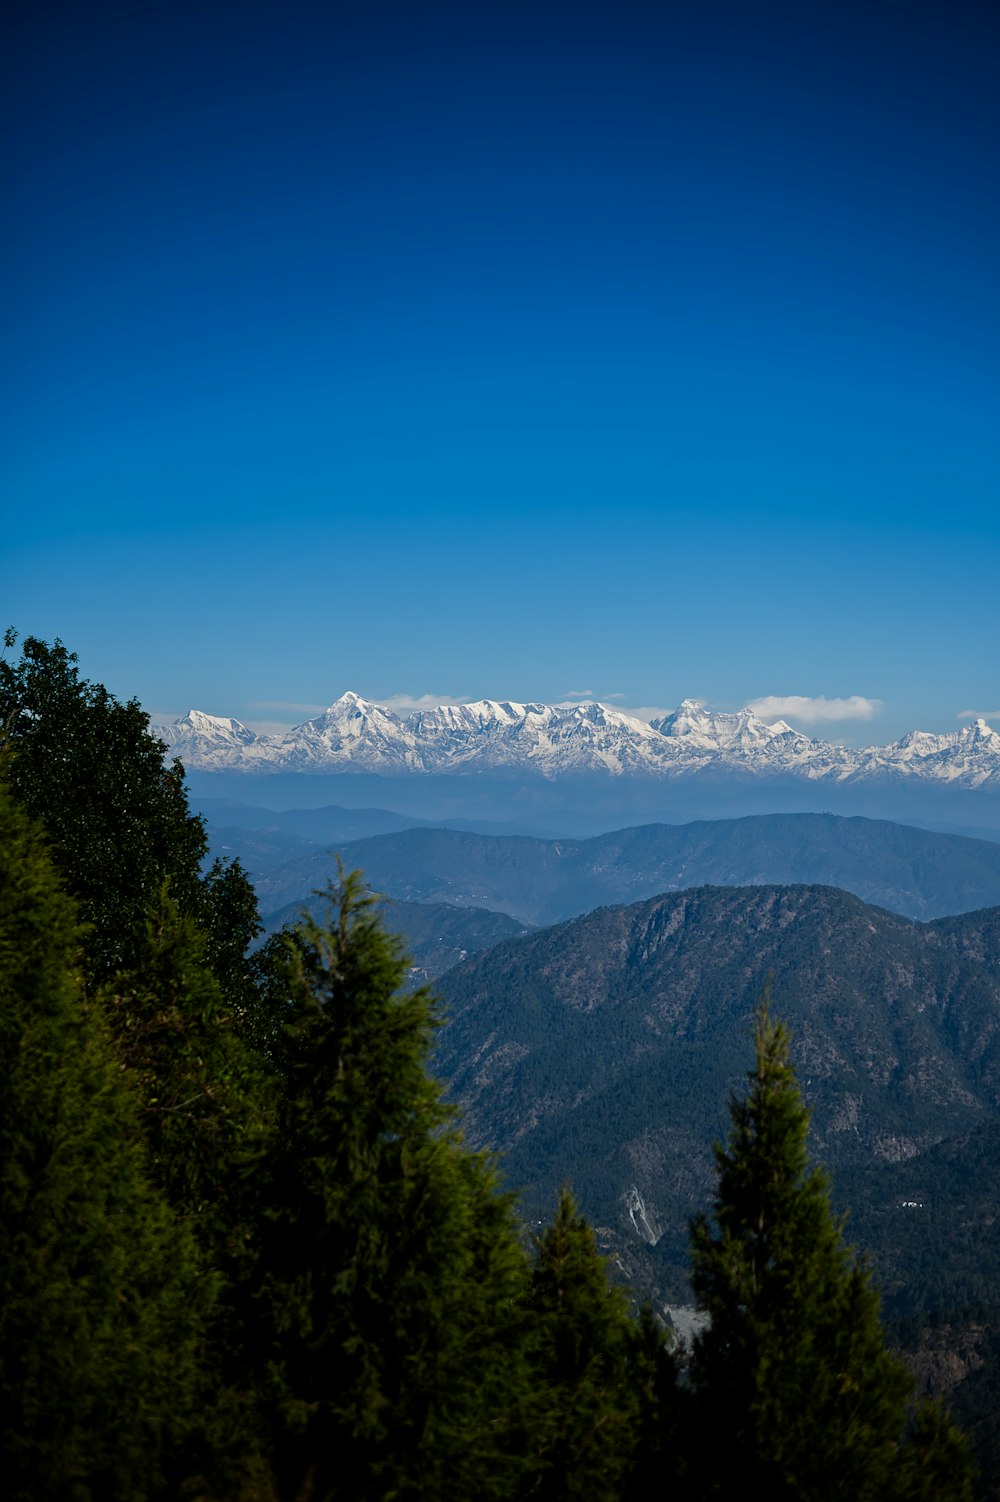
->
[[554, 696, 674, 723], [378, 692, 473, 714], [557, 690, 674, 723], [746, 694, 883, 725], [958, 708, 1000, 721]]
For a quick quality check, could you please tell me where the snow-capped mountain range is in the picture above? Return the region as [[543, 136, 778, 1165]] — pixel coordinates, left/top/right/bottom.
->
[[151, 695, 1000, 789]]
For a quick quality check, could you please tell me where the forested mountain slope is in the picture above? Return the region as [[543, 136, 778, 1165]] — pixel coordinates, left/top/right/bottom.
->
[[433, 885, 1000, 1301]]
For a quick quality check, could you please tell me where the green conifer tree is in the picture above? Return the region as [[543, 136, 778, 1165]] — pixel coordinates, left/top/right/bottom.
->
[[687, 1002, 973, 1502], [99, 885, 272, 1246], [252, 872, 532, 1502], [525, 1188, 676, 1502], [621, 1304, 687, 1502], [97, 886, 280, 1492], [0, 778, 208, 1501], [0, 631, 260, 989]]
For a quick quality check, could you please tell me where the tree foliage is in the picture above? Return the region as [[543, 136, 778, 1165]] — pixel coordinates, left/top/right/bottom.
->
[[251, 872, 533, 1501], [0, 777, 208, 1501], [0, 631, 257, 986], [687, 1001, 974, 1502], [98, 884, 272, 1258], [525, 1187, 676, 1502]]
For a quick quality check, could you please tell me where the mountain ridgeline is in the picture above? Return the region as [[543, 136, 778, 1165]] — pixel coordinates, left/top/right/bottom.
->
[[214, 811, 1000, 925], [160, 692, 1000, 790], [171, 692, 1000, 836]]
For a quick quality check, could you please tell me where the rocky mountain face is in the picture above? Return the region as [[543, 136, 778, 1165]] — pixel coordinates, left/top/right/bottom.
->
[[157, 694, 1000, 789], [430, 885, 1000, 1302]]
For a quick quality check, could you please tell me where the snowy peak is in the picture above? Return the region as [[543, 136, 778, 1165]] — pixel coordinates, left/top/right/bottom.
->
[[301, 692, 406, 735], [882, 720, 1000, 779], [150, 695, 1000, 789], [960, 718, 1000, 747], [890, 729, 954, 759], [563, 701, 656, 735], [409, 699, 552, 736], [276, 692, 419, 771], [157, 709, 259, 748], [650, 700, 798, 752]]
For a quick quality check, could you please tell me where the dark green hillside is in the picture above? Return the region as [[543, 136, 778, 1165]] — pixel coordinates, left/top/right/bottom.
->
[[434, 885, 1000, 1298], [236, 813, 1000, 925], [260, 893, 533, 981], [250, 824, 562, 915], [839, 1115, 1000, 1321], [839, 1118, 1000, 1492]]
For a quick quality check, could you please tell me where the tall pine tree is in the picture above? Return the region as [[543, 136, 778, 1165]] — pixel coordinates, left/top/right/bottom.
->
[[524, 1188, 677, 1502], [687, 1002, 973, 1502], [250, 872, 532, 1502]]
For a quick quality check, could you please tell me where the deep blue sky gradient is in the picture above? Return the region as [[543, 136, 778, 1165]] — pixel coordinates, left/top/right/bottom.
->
[[3, 0, 997, 739]]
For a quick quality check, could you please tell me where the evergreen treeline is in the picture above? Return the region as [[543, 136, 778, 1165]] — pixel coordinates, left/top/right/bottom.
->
[[0, 634, 977, 1500]]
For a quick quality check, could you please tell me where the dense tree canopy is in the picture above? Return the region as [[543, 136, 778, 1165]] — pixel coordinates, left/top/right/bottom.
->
[[98, 885, 272, 1259]]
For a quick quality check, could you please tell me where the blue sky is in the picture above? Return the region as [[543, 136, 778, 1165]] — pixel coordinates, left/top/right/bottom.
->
[[3, 0, 997, 744]]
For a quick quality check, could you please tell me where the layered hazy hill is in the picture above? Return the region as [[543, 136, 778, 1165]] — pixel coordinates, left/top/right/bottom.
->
[[431, 885, 1000, 1302], [220, 812, 1000, 925]]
